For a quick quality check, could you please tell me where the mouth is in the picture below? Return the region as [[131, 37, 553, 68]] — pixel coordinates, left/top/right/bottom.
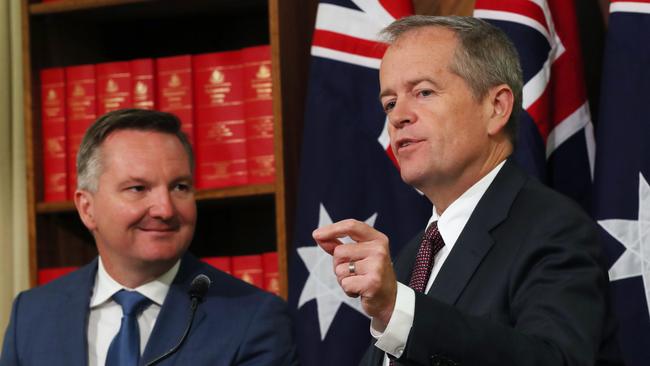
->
[[138, 226, 179, 233], [394, 137, 424, 153]]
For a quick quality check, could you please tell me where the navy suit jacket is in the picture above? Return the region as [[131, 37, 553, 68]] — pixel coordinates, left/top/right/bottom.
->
[[361, 160, 622, 366], [1, 253, 298, 366]]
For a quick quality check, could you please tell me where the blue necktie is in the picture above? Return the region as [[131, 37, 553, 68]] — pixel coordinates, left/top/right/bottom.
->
[[106, 290, 151, 366]]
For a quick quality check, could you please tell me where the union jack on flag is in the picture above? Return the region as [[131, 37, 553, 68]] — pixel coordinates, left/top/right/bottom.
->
[[474, 0, 596, 211], [288, 1, 431, 365]]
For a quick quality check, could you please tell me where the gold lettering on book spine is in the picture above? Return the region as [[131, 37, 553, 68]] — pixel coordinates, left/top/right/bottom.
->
[[203, 68, 234, 105], [106, 79, 118, 93], [46, 137, 65, 158], [250, 62, 272, 100], [49, 173, 67, 193], [135, 81, 148, 96], [44, 88, 63, 117], [73, 85, 85, 97], [169, 74, 181, 87]]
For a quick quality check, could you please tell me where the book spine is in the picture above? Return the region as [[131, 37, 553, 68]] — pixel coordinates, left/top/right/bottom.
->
[[193, 50, 247, 189], [131, 58, 156, 110], [243, 45, 275, 185], [156, 55, 194, 144], [96, 61, 132, 116], [65, 64, 97, 198], [40, 68, 68, 202], [201, 256, 232, 275], [262, 251, 280, 295], [37, 266, 79, 285], [231, 254, 264, 289]]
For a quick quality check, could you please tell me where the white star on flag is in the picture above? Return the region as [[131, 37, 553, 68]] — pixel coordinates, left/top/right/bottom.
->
[[297, 203, 377, 340], [598, 173, 650, 316]]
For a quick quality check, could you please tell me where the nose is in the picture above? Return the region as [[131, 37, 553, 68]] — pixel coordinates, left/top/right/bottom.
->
[[148, 188, 175, 220], [388, 98, 416, 129]]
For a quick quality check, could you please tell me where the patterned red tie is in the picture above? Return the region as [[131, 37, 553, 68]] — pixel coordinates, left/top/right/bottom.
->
[[408, 221, 445, 293], [389, 222, 445, 366]]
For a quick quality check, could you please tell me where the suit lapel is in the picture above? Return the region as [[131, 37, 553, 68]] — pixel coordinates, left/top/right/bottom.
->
[[428, 160, 526, 305], [141, 255, 206, 365], [57, 258, 97, 366]]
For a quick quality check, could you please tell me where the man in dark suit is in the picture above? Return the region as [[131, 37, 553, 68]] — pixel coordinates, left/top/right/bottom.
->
[[1, 109, 298, 366], [314, 16, 622, 366]]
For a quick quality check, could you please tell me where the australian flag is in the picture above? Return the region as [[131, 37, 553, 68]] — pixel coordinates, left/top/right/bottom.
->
[[287, 1, 431, 365], [593, 1, 650, 364], [474, 0, 595, 211]]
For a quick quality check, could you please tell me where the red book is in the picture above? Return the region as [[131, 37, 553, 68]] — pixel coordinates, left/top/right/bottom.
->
[[232, 254, 263, 289], [156, 55, 194, 143], [201, 256, 232, 275], [131, 58, 155, 110], [193, 50, 247, 189], [262, 251, 280, 295], [243, 45, 275, 185], [96, 61, 132, 116], [65, 64, 96, 198], [40, 68, 68, 202], [37, 266, 78, 285]]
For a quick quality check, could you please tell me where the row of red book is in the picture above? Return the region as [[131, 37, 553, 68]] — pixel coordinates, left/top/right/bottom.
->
[[37, 252, 280, 296], [40, 45, 275, 202]]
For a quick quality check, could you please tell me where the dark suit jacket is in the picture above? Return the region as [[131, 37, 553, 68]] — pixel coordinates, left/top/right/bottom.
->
[[361, 160, 622, 366], [1, 253, 298, 366]]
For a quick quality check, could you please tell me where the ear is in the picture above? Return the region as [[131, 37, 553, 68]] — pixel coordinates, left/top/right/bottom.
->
[[486, 84, 514, 136], [74, 189, 97, 231]]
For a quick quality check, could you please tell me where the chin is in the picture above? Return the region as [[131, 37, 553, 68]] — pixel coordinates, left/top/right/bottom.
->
[[400, 166, 427, 187], [138, 241, 187, 259]]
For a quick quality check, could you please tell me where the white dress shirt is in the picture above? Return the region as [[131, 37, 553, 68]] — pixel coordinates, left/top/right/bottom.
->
[[87, 258, 180, 366], [371, 161, 505, 364]]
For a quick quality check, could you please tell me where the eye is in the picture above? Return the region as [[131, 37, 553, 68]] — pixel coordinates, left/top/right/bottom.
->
[[173, 183, 192, 192], [417, 89, 434, 97], [127, 185, 145, 193], [383, 100, 396, 113]]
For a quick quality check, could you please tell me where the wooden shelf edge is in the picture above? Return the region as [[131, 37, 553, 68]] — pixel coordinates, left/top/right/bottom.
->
[[36, 201, 76, 213], [194, 183, 275, 200], [30, 0, 153, 15], [36, 183, 276, 213]]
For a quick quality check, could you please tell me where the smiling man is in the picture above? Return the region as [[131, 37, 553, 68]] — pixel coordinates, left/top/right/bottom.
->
[[314, 16, 622, 366], [1, 109, 298, 366]]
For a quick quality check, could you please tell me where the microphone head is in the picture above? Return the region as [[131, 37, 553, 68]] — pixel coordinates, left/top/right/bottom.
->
[[189, 274, 211, 301]]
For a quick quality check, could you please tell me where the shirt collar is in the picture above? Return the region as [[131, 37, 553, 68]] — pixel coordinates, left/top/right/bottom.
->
[[90, 257, 180, 308], [428, 160, 506, 247]]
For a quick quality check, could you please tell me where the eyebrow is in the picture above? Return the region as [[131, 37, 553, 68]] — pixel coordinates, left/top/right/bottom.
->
[[378, 77, 442, 101], [172, 175, 194, 185], [121, 174, 194, 186]]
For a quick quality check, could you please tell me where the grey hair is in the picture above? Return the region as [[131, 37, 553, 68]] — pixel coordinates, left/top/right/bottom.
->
[[76, 109, 194, 192], [380, 15, 523, 144]]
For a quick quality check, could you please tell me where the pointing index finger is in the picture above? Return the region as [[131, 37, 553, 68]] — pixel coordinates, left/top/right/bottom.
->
[[313, 219, 383, 247]]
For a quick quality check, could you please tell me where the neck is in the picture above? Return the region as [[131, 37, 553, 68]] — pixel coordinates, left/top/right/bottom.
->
[[101, 257, 177, 289], [424, 144, 511, 215]]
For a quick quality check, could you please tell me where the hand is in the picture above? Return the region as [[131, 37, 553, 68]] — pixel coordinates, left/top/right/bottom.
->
[[313, 219, 397, 327]]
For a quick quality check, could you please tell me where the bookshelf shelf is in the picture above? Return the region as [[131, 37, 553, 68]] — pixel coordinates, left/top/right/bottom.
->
[[30, 0, 150, 15], [36, 201, 76, 214]]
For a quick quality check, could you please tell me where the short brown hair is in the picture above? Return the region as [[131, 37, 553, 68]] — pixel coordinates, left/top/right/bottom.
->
[[76, 109, 194, 191]]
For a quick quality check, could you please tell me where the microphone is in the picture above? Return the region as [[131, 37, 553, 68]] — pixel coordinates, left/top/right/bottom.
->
[[189, 274, 211, 303], [145, 274, 212, 366]]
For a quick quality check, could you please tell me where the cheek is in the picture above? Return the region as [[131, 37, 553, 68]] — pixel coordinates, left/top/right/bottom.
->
[[177, 200, 197, 224]]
